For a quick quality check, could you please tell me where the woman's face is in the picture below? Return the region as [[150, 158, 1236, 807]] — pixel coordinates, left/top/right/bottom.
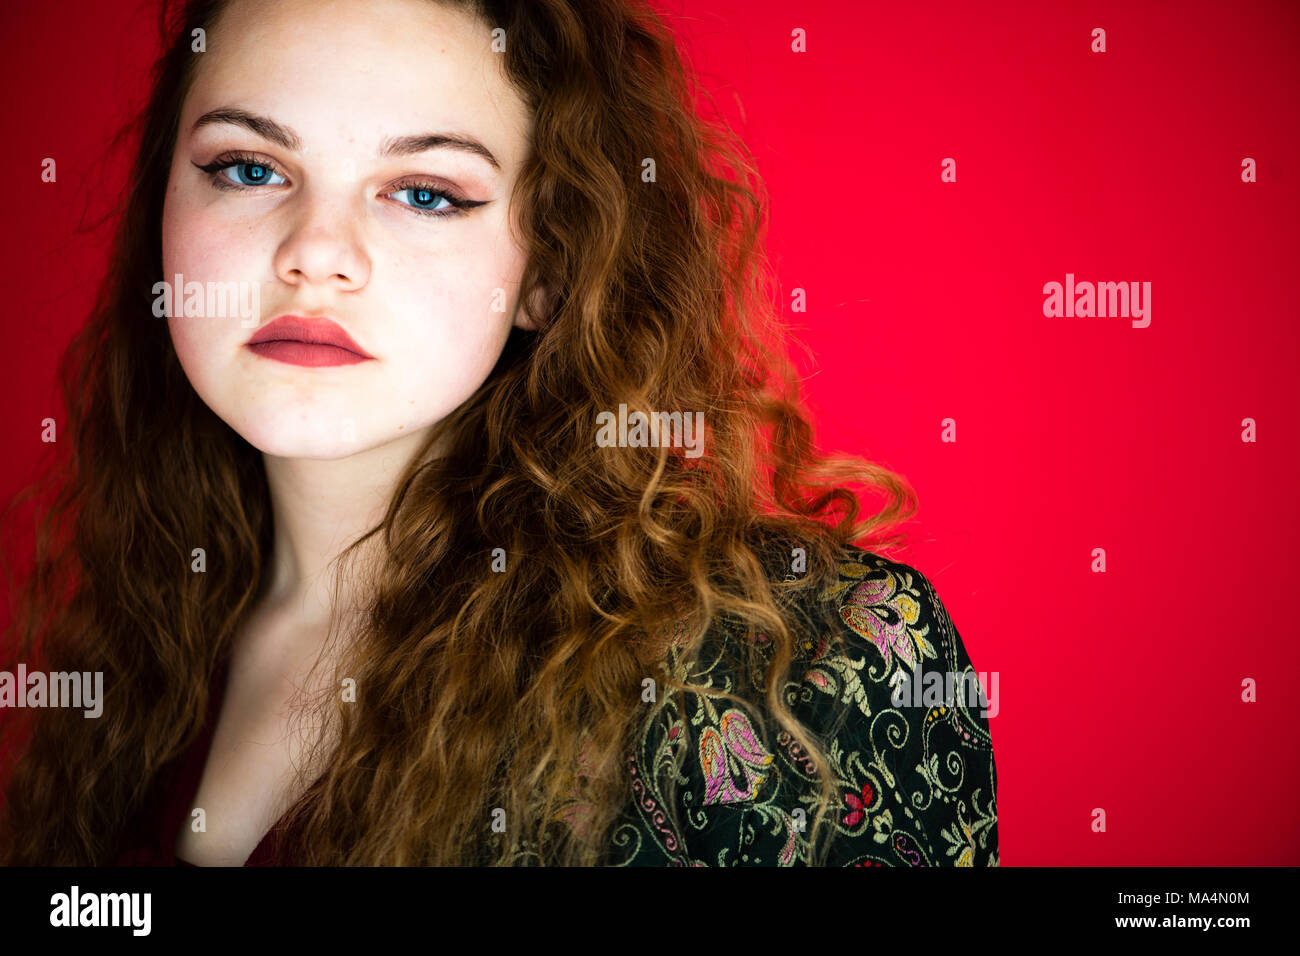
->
[[163, 0, 537, 459]]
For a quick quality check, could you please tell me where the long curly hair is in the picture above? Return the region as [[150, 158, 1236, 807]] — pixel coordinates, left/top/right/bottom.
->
[[0, 0, 917, 866]]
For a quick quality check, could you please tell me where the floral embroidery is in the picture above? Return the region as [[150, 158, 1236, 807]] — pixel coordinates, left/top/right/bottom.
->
[[842, 781, 875, 826], [827, 561, 937, 677], [700, 709, 774, 805], [610, 543, 998, 867]]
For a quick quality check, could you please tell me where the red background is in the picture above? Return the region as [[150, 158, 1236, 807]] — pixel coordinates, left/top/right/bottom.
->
[[2, 0, 1297, 864]]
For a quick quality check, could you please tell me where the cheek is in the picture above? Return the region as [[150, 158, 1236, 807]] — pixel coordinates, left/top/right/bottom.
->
[[166, 310, 224, 381], [382, 274, 516, 421], [161, 193, 266, 376], [163, 197, 262, 282], [161, 162, 271, 291]]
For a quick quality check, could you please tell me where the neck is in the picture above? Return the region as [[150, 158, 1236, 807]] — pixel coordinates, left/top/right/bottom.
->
[[258, 428, 433, 620]]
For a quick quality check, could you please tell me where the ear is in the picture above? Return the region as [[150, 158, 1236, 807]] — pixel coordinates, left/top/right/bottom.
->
[[513, 281, 552, 332]]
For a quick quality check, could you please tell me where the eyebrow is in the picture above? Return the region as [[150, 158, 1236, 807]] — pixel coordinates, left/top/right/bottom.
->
[[190, 107, 502, 172]]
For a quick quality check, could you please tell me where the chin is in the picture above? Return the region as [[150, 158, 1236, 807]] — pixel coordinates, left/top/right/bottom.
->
[[226, 412, 382, 461]]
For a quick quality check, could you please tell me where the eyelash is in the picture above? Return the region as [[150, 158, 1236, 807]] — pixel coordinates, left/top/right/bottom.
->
[[192, 151, 486, 219]]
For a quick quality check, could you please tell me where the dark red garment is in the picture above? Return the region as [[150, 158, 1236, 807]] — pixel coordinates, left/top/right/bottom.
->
[[114, 656, 295, 867]]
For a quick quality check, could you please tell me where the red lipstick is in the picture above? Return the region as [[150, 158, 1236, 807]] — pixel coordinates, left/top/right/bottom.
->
[[245, 315, 374, 367]]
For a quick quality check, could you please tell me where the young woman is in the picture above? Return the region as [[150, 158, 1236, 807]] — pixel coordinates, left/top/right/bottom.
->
[[0, 0, 998, 866]]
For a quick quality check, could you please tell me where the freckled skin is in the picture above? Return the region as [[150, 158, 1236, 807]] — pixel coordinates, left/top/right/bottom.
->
[[163, 0, 542, 461]]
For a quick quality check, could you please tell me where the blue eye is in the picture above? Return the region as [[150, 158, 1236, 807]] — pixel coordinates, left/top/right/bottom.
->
[[223, 162, 286, 187], [194, 153, 288, 190], [385, 181, 489, 219], [390, 186, 451, 212]]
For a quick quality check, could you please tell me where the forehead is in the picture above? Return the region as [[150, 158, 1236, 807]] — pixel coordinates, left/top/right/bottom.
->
[[183, 0, 532, 170]]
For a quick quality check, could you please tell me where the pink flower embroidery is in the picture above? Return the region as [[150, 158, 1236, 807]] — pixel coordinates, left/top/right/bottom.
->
[[700, 709, 774, 805], [842, 782, 875, 826], [839, 574, 920, 673]]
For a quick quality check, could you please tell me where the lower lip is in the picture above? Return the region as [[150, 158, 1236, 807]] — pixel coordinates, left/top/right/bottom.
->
[[246, 341, 373, 367]]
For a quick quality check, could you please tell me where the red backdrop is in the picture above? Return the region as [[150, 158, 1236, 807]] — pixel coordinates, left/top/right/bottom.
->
[[1, 0, 1297, 864]]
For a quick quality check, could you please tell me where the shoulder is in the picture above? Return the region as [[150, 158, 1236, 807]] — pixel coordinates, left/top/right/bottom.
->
[[737, 536, 977, 691], [790, 543, 1000, 865], [618, 540, 999, 866], [806, 544, 968, 682]]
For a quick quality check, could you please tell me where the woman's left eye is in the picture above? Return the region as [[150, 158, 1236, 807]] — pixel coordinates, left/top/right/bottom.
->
[[387, 186, 453, 213], [384, 184, 487, 219]]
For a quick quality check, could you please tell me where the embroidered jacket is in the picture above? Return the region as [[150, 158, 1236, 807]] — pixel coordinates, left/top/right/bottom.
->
[[599, 544, 999, 866]]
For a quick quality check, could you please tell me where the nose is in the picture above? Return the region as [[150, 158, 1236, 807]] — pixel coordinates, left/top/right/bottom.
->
[[272, 195, 371, 291]]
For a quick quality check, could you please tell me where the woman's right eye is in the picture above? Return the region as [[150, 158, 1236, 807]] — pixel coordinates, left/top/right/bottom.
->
[[193, 155, 290, 191]]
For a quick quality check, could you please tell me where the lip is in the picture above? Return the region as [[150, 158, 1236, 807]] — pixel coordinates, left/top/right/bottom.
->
[[245, 315, 374, 367]]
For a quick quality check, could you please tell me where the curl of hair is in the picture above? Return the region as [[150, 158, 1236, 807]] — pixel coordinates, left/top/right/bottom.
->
[[0, 0, 917, 866]]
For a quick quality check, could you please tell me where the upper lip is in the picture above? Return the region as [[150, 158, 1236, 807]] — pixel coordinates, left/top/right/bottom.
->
[[246, 315, 374, 358]]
